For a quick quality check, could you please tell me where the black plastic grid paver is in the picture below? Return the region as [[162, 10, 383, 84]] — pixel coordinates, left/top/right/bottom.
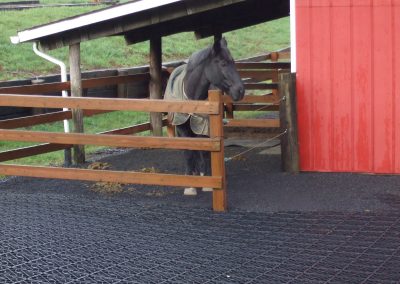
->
[[0, 188, 399, 284]]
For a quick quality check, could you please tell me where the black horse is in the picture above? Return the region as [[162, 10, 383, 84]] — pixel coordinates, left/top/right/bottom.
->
[[164, 38, 245, 195]]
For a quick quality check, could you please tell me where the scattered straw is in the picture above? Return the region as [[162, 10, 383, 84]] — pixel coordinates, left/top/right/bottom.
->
[[139, 167, 160, 173], [232, 156, 247, 161], [90, 182, 124, 195], [88, 162, 111, 170]]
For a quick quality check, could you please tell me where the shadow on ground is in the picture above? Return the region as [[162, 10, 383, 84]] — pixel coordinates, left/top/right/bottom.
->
[[4, 145, 399, 213]]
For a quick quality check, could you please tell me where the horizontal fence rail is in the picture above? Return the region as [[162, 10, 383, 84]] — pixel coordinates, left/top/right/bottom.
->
[[223, 93, 278, 104], [244, 83, 279, 90], [0, 109, 109, 129], [0, 95, 220, 114], [0, 121, 159, 162], [0, 144, 70, 163], [232, 104, 280, 112], [238, 70, 278, 81], [236, 62, 291, 69], [0, 165, 222, 189], [0, 130, 221, 151], [224, 119, 280, 128], [0, 73, 151, 94]]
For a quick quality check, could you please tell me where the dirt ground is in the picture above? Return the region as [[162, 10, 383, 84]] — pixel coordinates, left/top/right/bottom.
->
[[2, 139, 399, 213]]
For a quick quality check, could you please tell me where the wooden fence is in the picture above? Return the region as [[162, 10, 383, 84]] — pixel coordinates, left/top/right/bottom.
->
[[0, 88, 227, 211], [0, 49, 298, 211]]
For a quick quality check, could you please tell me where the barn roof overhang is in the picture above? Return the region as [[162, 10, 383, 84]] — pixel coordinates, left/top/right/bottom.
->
[[10, 0, 289, 50]]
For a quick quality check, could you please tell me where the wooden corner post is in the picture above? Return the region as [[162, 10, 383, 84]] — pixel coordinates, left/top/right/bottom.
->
[[208, 90, 227, 212], [149, 37, 163, 136], [69, 43, 85, 164], [278, 72, 299, 173]]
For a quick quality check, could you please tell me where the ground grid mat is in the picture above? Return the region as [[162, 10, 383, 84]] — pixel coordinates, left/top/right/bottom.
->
[[0, 189, 399, 284]]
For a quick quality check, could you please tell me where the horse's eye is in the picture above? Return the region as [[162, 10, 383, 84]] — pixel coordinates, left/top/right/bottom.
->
[[221, 60, 227, 67]]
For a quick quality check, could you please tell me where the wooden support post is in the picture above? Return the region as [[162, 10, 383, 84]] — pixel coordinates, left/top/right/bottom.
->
[[166, 123, 175, 137], [64, 146, 72, 166], [117, 69, 128, 98], [279, 72, 299, 173], [271, 69, 280, 99], [69, 43, 85, 164], [225, 102, 234, 119], [208, 90, 227, 212], [149, 37, 163, 136]]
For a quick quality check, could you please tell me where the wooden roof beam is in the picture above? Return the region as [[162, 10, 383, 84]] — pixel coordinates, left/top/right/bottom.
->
[[38, 0, 246, 50], [194, 0, 289, 39]]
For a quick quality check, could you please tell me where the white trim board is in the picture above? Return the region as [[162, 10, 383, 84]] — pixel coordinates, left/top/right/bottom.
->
[[290, 0, 296, 73], [11, 0, 182, 44]]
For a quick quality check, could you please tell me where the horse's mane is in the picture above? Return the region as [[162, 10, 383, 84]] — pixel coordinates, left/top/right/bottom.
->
[[186, 41, 233, 74], [185, 46, 212, 73]]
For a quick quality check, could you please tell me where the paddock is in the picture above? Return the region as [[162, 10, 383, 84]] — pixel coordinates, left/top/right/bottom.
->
[[1, 1, 400, 282], [0, 0, 299, 211], [0, 49, 296, 212]]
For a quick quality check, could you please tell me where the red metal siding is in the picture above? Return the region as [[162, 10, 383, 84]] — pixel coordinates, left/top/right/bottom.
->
[[296, 0, 400, 173]]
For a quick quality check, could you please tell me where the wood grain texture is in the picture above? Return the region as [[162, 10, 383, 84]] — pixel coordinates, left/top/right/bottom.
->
[[0, 164, 222, 189], [0, 95, 219, 114], [0, 129, 221, 151], [209, 90, 226, 212], [0, 122, 153, 162], [279, 72, 299, 173], [0, 73, 149, 94], [224, 119, 280, 128], [149, 37, 163, 136], [69, 43, 85, 164]]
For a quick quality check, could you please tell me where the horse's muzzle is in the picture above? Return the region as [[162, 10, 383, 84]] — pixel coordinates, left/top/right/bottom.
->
[[230, 85, 245, 101]]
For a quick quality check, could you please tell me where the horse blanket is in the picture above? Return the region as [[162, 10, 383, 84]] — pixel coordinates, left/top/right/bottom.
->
[[164, 64, 209, 136]]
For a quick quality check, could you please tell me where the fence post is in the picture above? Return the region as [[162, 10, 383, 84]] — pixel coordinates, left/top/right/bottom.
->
[[278, 72, 299, 173], [149, 37, 163, 136], [208, 90, 227, 212], [69, 43, 85, 164]]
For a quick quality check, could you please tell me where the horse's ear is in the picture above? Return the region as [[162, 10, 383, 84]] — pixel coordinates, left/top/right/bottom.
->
[[221, 37, 227, 47]]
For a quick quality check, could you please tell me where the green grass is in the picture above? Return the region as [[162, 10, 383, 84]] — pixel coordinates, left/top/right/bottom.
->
[[0, 111, 149, 165], [0, 5, 289, 81], [0, 3, 290, 166]]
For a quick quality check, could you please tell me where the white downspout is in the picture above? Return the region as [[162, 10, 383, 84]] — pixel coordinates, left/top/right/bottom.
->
[[32, 42, 70, 133]]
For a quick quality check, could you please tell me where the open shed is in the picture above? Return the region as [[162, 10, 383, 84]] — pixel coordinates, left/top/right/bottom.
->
[[2, 0, 293, 211], [11, 0, 289, 49], [10, 0, 290, 162], [8, 0, 400, 176]]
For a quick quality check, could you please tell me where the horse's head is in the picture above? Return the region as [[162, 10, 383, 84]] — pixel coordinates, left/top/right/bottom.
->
[[205, 38, 245, 101]]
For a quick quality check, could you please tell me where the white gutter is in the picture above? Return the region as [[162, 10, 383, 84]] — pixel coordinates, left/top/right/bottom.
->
[[32, 42, 70, 134], [11, 0, 183, 44], [290, 0, 296, 73]]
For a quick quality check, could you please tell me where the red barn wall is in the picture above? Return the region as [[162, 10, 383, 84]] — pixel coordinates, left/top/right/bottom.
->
[[295, 0, 400, 173]]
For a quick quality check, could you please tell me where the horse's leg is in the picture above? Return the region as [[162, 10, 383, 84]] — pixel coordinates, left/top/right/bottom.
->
[[193, 134, 212, 192], [176, 122, 197, 196], [199, 149, 212, 192]]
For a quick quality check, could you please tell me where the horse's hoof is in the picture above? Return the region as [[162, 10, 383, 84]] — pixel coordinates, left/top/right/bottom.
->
[[184, 187, 197, 196], [202, 187, 213, 192]]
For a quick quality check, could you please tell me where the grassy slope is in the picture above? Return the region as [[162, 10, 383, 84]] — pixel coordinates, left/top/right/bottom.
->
[[0, 3, 290, 165], [0, 5, 289, 81], [0, 111, 150, 165]]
